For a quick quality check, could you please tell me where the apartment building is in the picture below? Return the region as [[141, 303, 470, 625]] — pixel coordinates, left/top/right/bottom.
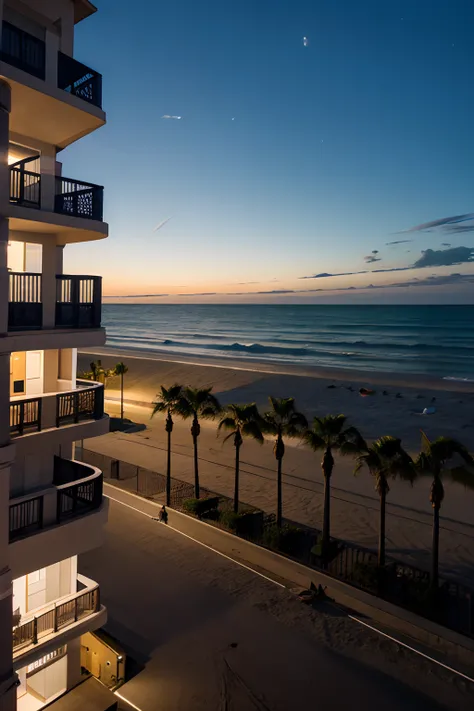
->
[[0, 1, 109, 709]]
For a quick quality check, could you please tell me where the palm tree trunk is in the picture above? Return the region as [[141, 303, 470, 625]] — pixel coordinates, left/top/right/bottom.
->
[[276, 457, 283, 528], [378, 487, 386, 568], [166, 417, 172, 507], [322, 447, 334, 562], [120, 373, 124, 423], [234, 441, 240, 514], [192, 416, 200, 499], [431, 504, 440, 594]]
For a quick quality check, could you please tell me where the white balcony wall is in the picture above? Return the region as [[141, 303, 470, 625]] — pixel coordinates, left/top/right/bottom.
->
[[10, 440, 72, 497]]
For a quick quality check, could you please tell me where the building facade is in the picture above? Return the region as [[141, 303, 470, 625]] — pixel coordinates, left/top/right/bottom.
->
[[0, 2, 108, 709]]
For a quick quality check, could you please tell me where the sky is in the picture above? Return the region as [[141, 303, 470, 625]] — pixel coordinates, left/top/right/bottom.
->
[[62, 0, 474, 304]]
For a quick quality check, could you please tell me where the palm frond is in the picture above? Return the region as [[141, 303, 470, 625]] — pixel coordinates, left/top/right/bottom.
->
[[448, 465, 474, 489], [303, 430, 325, 451], [241, 421, 264, 444], [217, 416, 238, 433]]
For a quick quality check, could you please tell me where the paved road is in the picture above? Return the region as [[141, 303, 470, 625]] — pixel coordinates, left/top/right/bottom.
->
[[79, 492, 473, 711]]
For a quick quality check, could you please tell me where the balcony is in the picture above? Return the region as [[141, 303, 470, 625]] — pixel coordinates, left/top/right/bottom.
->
[[0, 22, 105, 149], [13, 574, 105, 665], [1, 23, 102, 110], [9, 458, 103, 542], [9, 158, 104, 222], [10, 380, 105, 439], [57, 51, 102, 109], [8, 272, 102, 332], [9, 459, 108, 578], [0, 21, 45, 80]]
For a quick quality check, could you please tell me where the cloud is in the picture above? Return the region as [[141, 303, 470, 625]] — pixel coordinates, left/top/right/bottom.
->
[[441, 243, 451, 247], [364, 255, 381, 263], [413, 246, 474, 268], [445, 224, 474, 234], [256, 289, 295, 294], [397, 213, 474, 234], [153, 216, 172, 232], [386, 239, 413, 245], [299, 271, 368, 279], [177, 292, 217, 296], [104, 293, 169, 298], [162, 115, 182, 120]]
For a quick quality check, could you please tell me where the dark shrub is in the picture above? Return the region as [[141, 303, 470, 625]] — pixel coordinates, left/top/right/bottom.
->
[[182, 496, 220, 517]]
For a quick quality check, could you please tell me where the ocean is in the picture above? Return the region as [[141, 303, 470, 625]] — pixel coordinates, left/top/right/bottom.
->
[[102, 304, 474, 380]]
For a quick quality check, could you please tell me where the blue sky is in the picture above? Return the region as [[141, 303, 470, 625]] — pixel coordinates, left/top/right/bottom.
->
[[62, 0, 474, 303]]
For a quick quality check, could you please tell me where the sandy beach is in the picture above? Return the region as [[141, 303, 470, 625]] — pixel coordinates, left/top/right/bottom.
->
[[79, 347, 474, 585]]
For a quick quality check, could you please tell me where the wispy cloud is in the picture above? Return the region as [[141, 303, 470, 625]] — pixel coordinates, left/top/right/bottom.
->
[[162, 115, 182, 120], [153, 216, 172, 232], [441, 243, 451, 247], [386, 239, 413, 245], [397, 213, 474, 234]]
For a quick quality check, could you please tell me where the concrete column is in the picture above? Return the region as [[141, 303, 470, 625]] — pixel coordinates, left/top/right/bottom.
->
[[45, 29, 60, 86], [42, 241, 58, 329], [66, 638, 82, 690], [0, 80, 11, 339], [40, 145, 56, 214], [0, 80, 15, 711]]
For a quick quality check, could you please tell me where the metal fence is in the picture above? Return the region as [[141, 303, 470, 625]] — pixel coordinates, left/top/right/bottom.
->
[[75, 445, 474, 639]]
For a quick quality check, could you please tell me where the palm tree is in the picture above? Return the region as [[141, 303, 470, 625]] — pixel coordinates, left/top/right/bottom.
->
[[354, 436, 415, 568], [304, 415, 365, 561], [262, 397, 307, 528], [175, 387, 221, 498], [217, 404, 264, 513], [416, 432, 474, 593], [151, 385, 183, 506], [114, 362, 128, 423]]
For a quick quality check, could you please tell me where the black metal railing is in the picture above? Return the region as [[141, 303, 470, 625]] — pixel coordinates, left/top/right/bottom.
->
[[0, 21, 45, 79], [9, 157, 41, 208], [55, 461, 103, 523], [56, 383, 104, 427], [9, 496, 43, 541], [57, 51, 102, 109], [8, 272, 42, 331], [56, 275, 102, 328], [55, 176, 104, 221], [13, 586, 100, 651], [10, 398, 42, 437]]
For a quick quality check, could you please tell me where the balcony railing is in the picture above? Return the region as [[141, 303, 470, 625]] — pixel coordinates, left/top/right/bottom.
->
[[56, 380, 104, 427], [55, 176, 104, 221], [9, 496, 43, 541], [8, 160, 104, 222], [7, 272, 102, 331], [56, 275, 102, 328], [10, 398, 42, 437], [9, 459, 103, 543], [10, 381, 104, 438], [0, 21, 45, 80], [8, 272, 43, 331], [13, 580, 100, 652], [9, 157, 41, 208], [54, 457, 103, 521], [57, 51, 102, 109]]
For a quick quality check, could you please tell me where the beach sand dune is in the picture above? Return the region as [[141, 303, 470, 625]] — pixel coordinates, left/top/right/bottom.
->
[[79, 349, 474, 584]]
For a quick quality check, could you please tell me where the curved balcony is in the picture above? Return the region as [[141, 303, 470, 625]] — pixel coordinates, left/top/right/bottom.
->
[[13, 574, 106, 668], [0, 22, 105, 149], [9, 459, 108, 578], [10, 380, 108, 447]]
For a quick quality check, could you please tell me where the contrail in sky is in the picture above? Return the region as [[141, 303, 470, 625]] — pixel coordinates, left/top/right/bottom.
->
[[153, 217, 172, 232], [162, 115, 182, 120]]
